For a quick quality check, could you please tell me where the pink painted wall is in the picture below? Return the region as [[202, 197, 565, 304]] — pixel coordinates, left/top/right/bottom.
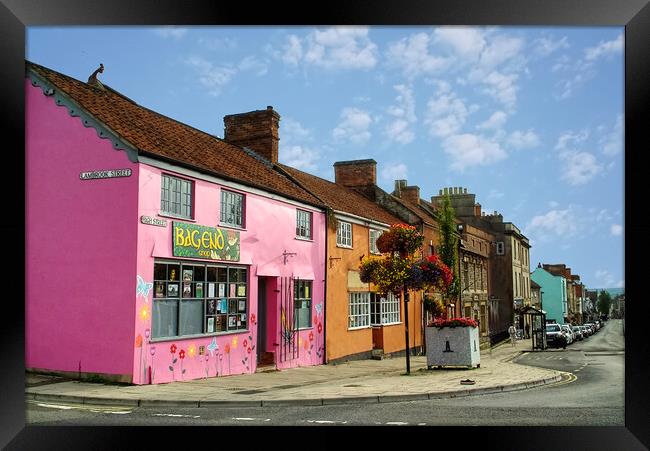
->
[[133, 164, 326, 384], [265, 278, 278, 353], [25, 79, 139, 378]]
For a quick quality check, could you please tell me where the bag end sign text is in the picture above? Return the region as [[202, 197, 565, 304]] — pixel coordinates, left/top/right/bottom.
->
[[80, 168, 132, 180], [173, 222, 240, 261]]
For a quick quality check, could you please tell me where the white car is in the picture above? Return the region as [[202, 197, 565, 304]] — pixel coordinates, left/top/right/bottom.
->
[[560, 324, 574, 344]]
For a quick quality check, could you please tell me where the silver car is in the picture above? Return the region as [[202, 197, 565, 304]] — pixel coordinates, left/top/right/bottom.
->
[[561, 324, 574, 344], [572, 325, 584, 340]]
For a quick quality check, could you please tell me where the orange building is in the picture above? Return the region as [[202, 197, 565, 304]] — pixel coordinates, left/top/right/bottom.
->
[[281, 162, 426, 362]]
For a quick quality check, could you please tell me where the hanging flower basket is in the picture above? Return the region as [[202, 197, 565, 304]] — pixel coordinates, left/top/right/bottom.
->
[[376, 223, 424, 256]]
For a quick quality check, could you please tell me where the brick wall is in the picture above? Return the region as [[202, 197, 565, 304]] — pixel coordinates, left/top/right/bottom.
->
[[223, 106, 280, 163]]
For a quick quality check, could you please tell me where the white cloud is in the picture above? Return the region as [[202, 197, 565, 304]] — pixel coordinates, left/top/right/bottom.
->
[[526, 208, 580, 241], [559, 151, 603, 185], [599, 114, 623, 156], [197, 36, 238, 51], [532, 36, 569, 58], [185, 56, 236, 96], [385, 85, 416, 144], [425, 89, 477, 138], [585, 34, 623, 61], [152, 27, 188, 40], [238, 56, 268, 76], [332, 107, 373, 145], [386, 32, 450, 79], [281, 145, 320, 171], [283, 118, 312, 142], [280, 27, 378, 70], [477, 111, 508, 130], [555, 129, 590, 151], [441, 133, 507, 171], [433, 27, 487, 62], [507, 129, 540, 150], [478, 35, 525, 70], [610, 224, 623, 236], [594, 269, 623, 288], [380, 162, 408, 182], [470, 70, 519, 109]]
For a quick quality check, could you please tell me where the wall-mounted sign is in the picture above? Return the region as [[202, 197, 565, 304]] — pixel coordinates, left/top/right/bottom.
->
[[173, 222, 240, 261], [80, 168, 132, 180], [140, 216, 167, 227]]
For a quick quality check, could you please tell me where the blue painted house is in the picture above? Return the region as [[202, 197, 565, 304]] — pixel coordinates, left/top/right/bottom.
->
[[530, 266, 568, 324]]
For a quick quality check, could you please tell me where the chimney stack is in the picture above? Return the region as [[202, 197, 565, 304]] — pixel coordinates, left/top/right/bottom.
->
[[474, 202, 481, 217], [333, 159, 377, 188], [224, 106, 280, 163], [394, 180, 420, 205]]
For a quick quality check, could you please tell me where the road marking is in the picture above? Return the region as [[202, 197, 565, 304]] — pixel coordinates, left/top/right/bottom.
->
[[232, 417, 270, 422], [34, 402, 132, 415], [418, 423, 427, 426], [550, 373, 578, 387], [153, 413, 200, 418], [386, 421, 409, 425], [306, 420, 348, 424]]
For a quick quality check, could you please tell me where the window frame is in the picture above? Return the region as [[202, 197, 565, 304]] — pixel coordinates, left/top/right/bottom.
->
[[296, 209, 313, 240], [220, 189, 245, 229], [496, 241, 505, 255], [151, 260, 249, 341], [293, 279, 313, 330], [369, 292, 400, 326], [336, 221, 353, 248], [160, 173, 194, 220], [348, 292, 370, 329], [369, 229, 382, 255]]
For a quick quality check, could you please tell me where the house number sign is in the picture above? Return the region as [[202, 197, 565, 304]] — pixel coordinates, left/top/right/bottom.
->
[[80, 168, 132, 180]]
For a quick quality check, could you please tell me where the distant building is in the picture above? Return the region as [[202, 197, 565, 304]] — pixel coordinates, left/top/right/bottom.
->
[[530, 264, 568, 324], [431, 187, 531, 344]]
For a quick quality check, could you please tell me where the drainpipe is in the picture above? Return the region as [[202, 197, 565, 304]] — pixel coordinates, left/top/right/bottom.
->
[[323, 209, 329, 364]]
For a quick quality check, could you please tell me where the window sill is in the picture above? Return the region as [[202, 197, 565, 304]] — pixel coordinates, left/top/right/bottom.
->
[[347, 325, 371, 331], [295, 326, 313, 331], [218, 223, 247, 232], [149, 330, 249, 342], [158, 212, 196, 222], [336, 244, 353, 249], [295, 236, 314, 242], [371, 322, 402, 327]]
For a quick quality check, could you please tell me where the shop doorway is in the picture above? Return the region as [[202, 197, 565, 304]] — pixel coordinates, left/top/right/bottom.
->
[[257, 276, 278, 367], [257, 277, 267, 363]]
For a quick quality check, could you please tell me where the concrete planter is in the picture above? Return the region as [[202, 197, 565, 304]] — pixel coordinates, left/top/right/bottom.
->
[[425, 326, 481, 369]]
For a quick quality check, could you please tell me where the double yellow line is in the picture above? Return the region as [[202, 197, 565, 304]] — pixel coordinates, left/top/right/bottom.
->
[[550, 372, 578, 387]]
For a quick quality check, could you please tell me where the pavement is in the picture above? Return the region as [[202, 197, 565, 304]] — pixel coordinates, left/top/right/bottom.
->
[[25, 338, 566, 407]]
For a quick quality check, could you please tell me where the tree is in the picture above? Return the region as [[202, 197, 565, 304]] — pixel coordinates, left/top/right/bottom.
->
[[597, 290, 612, 316], [436, 194, 460, 316]]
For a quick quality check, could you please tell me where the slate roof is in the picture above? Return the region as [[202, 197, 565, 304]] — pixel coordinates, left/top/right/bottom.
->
[[26, 61, 323, 208], [278, 164, 402, 226]]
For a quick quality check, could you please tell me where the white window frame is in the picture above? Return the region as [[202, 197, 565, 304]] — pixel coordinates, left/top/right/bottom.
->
[[370, 292, 400, 326], [369, 229, 382, 255], [161, 174, 193, 219], [296, 209, 312, 240], [220, 189, 245, 228], [348, 292, 370, 329], [337, 221, 353, 248]]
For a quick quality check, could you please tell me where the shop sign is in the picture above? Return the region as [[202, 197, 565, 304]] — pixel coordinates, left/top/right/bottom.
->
[[140, 216, 167, 227], [173, 222, 240, 261], [79, 168, 132, 180]]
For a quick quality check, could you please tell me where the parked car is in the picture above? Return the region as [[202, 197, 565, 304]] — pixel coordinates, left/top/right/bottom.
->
[[585, 322, 597, 333], [561, 324, 574, 344], [579, 325, 591, 337], [572, 325, 584, 340], [545, 323, 567, 349]]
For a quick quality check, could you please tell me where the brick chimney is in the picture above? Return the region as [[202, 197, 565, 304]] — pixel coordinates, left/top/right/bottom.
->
[[333, 159, 377, 187], [223, 106, 280, 163], [393, 179, 420, 205], [474, 202, 481, 217]]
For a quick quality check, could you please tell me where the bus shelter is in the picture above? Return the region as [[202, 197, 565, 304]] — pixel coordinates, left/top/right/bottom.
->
[[519, 305, 547, 350]]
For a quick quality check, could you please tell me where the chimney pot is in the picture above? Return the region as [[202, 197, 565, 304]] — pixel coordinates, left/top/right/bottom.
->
[[439, 189, 443, 195], [464, 188, 467, 194]]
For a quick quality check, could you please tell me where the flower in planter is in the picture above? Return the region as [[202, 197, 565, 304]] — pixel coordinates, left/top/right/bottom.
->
[[428, 317, 479, 328]]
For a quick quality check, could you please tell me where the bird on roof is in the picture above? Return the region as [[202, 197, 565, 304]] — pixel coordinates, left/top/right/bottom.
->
[[87, 63, 105, 90]]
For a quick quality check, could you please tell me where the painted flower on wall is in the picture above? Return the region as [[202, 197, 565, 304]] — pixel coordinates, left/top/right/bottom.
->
[[170, 344, 177, 354], [250, 313, 257, 325], [134, 334, 143, 348], [139, 304, 150, 322], [317, 322, 323, 334], [243, 339, 248, 348], [179, 349, 186, 359], [188, 344, 196, 358], [309, 331, 314, 342], [232, 337, 238, 349]]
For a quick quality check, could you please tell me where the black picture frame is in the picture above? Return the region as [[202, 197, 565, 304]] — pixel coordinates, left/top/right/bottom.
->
[[9, 0, 648, 448]]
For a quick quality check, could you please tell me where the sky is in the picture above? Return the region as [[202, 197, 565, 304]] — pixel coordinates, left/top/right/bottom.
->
[[26, 26, 624, 289]]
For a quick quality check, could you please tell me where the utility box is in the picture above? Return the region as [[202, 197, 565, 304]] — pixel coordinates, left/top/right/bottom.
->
[[425, 326, 481, 369]]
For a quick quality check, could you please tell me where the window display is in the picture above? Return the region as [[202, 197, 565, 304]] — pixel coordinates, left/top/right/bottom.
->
[[152, 260, 248, 339]]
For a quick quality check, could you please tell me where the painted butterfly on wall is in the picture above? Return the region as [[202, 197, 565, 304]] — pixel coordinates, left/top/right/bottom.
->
[[207, 336, 218, 356], [136, 275, 153, 299]]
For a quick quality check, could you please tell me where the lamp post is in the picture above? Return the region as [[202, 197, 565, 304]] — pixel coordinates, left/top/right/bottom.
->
[[456, 223, 464, 319]]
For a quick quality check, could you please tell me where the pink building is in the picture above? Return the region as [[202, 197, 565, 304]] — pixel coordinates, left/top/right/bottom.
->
[[26, 61, 326, 384]]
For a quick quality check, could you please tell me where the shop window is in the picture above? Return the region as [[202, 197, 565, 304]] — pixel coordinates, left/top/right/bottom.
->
[[152, 260, 248, 339], [337, 221, 352, 248], [296, 209, 312, 239], [370, 292, 400, 325], [161, 174, 193, 219], [369, 229, 382, 255], [294, 280, 312, 329], [220, 189, 244, 228], [348, 292, 370, 329]]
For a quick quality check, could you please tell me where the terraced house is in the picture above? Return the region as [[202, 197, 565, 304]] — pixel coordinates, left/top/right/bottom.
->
[[26, 61, 328, 384]]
